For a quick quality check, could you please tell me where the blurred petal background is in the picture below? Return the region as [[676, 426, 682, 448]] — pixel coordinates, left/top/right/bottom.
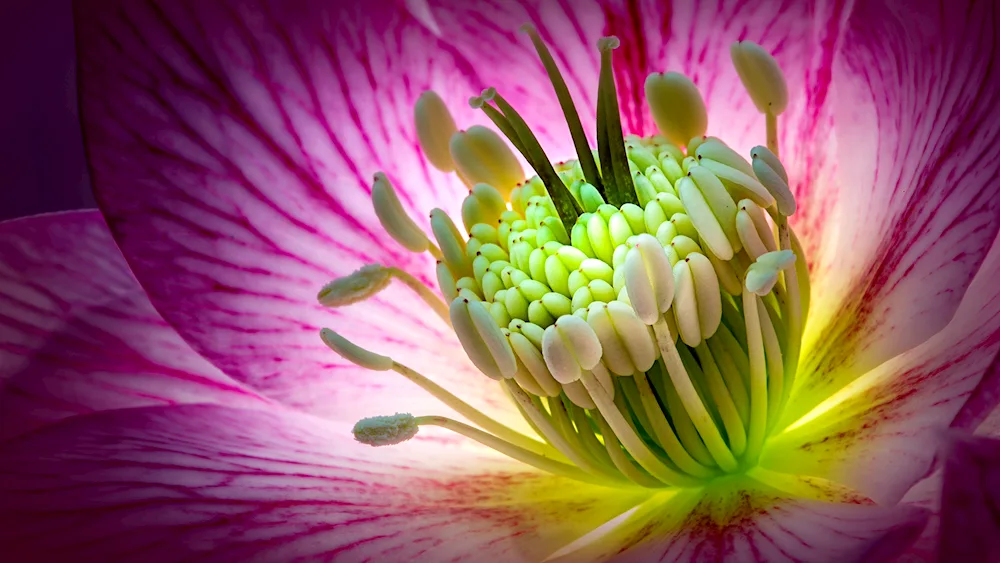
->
[[1, 0, 93, 220]]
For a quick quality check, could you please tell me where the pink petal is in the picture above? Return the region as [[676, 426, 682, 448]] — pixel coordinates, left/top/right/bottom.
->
[[897, 433, 1000, 562], [0, 211, 270, 440], [787, 0, 1000, 425], [0, 404, 644, 562], [74, 0, 525, 424], [952, 351, 1000, 431], [546, 474, 927, 562], [762, 234, 1000, 505]]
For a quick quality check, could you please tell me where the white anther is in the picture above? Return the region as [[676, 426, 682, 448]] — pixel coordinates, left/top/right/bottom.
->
[[694, 139, 754, 176], [449, 125, 524, 196], [739, 199, 778, 252], [688, 166, 741, 252], [436, 261, 458, 299], [541, 315, 603, 384], [736, 208, 768, 261], [623, 233, 675, 324], [450, 297, 517, 380], [431, 209, 471, 277], [751, 146, 796, 216], [697, 158, 776, 209], [677, 176, 734, 260], [672, 258, 702, 347], [353, 413, 418, 447], [320, 328, 393, 371], [730, 41, 788, 115], [687, 253, 722, 339], [607, 301, 656, 371], [317, 264, 391, 307], [372, 172, 431, 253], [414, 91, 458, 172], [508, 331, 562, 396], [744, 250, 796, 296], [644, 72, 708, 147]]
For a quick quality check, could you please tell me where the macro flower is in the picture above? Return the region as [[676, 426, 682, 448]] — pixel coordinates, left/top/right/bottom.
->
[[2, 0, 1000, 561]]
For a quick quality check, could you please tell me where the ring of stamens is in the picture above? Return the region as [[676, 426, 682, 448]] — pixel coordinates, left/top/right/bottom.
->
[[322, 29, 807, 489]]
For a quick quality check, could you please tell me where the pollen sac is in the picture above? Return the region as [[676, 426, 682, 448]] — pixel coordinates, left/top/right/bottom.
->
[[449, 125, 524, 197], [372, 173, 431, 253], [353, 413, 418, 447], [645, 72, 708, 147], [320, 328, 393, 371], [542, 315, 603, 383], [414, 91, 458, 172], [450, 297, 517, 380], [586, 301, 656, 375], [730, 41, 788, 115], [623, 233, 674, 324], [750, 146, 796, 216], [318, 264, 391, 307]]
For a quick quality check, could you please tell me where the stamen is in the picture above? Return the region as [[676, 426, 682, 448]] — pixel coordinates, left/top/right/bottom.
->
[[448, 125, 525, 196], [651, 319, 739, 472], [596, 37, 637, 207], [741, 289, 768, 465], [644, 72, 708, 147], [520, 24, 603, 190], [632, 369, 716, 478], [372, 172, 441, 258], [687, 253, 723, 340], [693, 343, 747, 456], [321, 329, 549, 454], [318, 265, 450, 324], [591, 410, 667, 488], [412, 415, 602, 483], [757, 300, 785, 432], [504, 379, 617, 480], [414, 91, 458, 172]]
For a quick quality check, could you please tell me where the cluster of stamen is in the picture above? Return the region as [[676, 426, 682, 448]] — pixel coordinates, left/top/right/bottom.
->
[[319, 30, 805, 488]]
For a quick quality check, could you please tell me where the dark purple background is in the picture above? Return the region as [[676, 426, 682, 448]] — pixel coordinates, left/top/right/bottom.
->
[[1, 0, 94, 221]]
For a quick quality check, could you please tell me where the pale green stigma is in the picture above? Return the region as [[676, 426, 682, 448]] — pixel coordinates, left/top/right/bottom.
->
[[322, 32, 809, 490]]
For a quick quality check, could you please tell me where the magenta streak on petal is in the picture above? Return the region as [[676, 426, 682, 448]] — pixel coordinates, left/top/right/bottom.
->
[[0, 211, 272, 441], [0, 404, 643, 562], [787, 0, 1000, 424], [76, 0, 535, 422]]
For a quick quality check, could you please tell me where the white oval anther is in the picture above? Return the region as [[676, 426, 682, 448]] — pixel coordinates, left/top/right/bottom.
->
[[623, 233, 675, 324], [414, 91, 458, 172], [320, 328, 393, 371], [449, 125, 524, 196], [730, 40, 788, 115], [750, 146, 796, 216], [541, 315, 603, 384], [672, 258, 702, 348], [677, 176, 734, 261], [450, 297, 517, 380], [372, 172, 431, 253], [697, 158, 776, 209], [317, 264, 391, 307], [431, 209, 471, 277], [695, 139, 754, 176], [644, 72, 708, 147], [687, 253, 722, 339]]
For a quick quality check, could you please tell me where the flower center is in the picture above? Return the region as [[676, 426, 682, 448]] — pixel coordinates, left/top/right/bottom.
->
[[320, 29, 806, 489]]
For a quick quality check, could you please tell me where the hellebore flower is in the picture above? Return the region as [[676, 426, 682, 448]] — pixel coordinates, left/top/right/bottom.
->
[[2, 0, 1000, 561]]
